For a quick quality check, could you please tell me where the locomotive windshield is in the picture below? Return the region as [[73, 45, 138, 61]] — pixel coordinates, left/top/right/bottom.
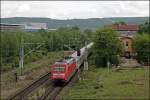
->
[[53, 63, 65, 72], [54, 67, 65, 72]]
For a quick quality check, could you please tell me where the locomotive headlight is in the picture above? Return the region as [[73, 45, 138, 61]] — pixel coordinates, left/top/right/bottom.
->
[[53, 73, 65, 76]]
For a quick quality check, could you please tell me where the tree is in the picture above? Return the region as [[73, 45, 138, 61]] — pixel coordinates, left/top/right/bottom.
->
[[133, 33, 150, 63], [1, 26, 91, 71], [84, 29, 94, 41], [138, 21, 150, 34], [113, 21, 126, 25], [93, 27, 123, 67], [37, 29, 47, 34]]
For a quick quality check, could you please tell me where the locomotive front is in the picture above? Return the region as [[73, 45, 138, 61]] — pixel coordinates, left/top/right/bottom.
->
[[50, 60, 67, 83]]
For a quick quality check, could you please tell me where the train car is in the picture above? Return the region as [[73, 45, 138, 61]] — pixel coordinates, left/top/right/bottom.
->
[[50, 56, 77, 83], [50, 42, 94, 84]]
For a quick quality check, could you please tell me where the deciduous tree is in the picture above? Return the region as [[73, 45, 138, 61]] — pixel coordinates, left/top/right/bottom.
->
[[93, 27, 123, 67]]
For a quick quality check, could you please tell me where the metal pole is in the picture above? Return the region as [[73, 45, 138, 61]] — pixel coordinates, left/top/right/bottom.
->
[[84, 41, 88, 70], [21, 41, 24, 75], [107, 61, 110, 73], [69, 40, 70, 49], [52, 33, 53, 51], [19, 36, 24, 75], [19, 36, 45, 76], [148, 56, 149, 67], [107, 55, 110, 73]]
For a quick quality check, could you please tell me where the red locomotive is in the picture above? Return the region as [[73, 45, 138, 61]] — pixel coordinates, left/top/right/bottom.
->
[[50, 51, 78, 83]]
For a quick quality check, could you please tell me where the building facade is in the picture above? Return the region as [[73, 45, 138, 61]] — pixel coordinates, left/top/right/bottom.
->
[[112, 24, 139, 37], [119, 36, 133, 58], [0, 23, 24, 32], [23, 22, 48, 32], [112, 24, 139, 58], [0, 22, 48, 32]]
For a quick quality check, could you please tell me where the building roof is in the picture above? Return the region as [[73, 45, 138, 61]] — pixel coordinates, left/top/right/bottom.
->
[[0, 23, 24, 26], [24, 22, 48, 29], [112, 24, 139, 31], [119, 36, 133, 40]]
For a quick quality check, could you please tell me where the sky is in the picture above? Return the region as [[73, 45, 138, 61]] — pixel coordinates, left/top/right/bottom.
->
[[1, 1, 149, 19]]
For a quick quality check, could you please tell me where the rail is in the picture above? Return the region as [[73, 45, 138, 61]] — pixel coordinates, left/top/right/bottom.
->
[[7, 73, 50, 100]]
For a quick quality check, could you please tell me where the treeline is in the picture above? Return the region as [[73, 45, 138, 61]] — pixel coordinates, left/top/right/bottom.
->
[[133, 21, 150, 64], [138, 21, 150, 34], [1, 22, 149, 71], [133, 34, 149, 64], [0, 27, 94, 71], [1, 17, 149, 30]]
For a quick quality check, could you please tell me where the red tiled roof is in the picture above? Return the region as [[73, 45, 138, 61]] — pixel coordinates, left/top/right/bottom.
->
[[119, 36, 133, 39], [112, 24, 139, 31]]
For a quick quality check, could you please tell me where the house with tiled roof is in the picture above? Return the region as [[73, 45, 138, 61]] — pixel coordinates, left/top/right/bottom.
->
[[112, 24, 139, 58], [112, 24, 139, 37]]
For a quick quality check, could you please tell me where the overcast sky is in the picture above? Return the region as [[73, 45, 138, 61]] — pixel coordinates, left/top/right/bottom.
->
[[1, 1, 149, 19]]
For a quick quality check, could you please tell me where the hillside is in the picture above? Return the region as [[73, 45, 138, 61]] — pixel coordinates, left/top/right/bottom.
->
[[1, 17, 149, 30]]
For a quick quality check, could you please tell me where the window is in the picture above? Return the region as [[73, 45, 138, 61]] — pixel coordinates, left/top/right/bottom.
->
[[54, 67, 65, 72], [126, 42, 128, 46]]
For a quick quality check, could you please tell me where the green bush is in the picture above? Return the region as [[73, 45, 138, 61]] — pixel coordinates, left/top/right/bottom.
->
[[138, 21, 150, 34], [1, 64, 12, 72], [93, 27, 123, 67], [110, 55, 120, 65], [133, 33, 150, 63], [1, 27, 94, 72], [11, 57, 19, 68]]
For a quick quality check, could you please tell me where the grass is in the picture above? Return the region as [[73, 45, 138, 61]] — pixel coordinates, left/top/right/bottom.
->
[[1, 51, 64, 99], [64, 66, 149, 100], [2, 51, 63, 75], [1, 51, 63, 90], [22, 51, 64, 73]]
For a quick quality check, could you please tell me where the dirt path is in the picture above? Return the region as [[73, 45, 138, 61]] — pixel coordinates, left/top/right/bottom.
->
[[120, 58, 141, 68]]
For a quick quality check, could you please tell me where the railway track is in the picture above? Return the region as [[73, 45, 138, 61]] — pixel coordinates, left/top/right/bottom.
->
[[39, 86, 62, 100], [8, 73, 50, 100], [8, 69, 80, 100], [39, 71, 78, 100]]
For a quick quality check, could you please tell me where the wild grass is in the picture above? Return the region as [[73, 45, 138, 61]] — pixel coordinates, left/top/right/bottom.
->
[[64, 66, 149, 100], [1, 51, 63, 88], [1, 51, 64, 99]]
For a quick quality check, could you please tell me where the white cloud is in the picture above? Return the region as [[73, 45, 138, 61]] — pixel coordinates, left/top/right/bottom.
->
[[17, 4, 30, 12], [1, 1, 149, 19]]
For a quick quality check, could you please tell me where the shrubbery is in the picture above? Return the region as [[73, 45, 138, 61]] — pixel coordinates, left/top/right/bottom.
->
[[1, 27, 94, 72], [138, 21, 150, 34], [133, 33, 150, 63], [93, 27, 123, 67]]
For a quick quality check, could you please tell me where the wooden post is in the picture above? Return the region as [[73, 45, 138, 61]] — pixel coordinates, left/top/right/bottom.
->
[[14, 72, 18, 82]]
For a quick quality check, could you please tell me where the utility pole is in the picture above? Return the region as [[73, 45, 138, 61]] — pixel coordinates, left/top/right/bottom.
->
[[50, 33, 53, 51], [84, 41, 88, 70], [19, 40, 45, 76], [19, 37, 24, 75], [107, 55, 110, 73], [148, 55, 149, 67]]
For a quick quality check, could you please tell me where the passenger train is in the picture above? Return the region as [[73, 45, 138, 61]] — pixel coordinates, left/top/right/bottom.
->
[[50, 43, 93, 83]]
